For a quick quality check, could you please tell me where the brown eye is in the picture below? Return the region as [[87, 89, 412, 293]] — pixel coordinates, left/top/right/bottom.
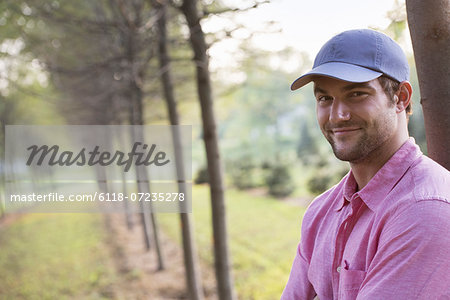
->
[[350, 91, 366, 97], [317, 95, 333, 102]]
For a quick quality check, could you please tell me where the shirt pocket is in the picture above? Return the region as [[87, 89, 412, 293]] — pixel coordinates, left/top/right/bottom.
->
[[338, 267, 366, 300]]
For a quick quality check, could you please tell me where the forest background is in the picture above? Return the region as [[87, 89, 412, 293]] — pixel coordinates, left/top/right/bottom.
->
[[0, 0, 432, 299]]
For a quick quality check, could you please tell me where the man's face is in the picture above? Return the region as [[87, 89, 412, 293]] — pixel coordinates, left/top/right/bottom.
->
[[314, 77, 398, 163]]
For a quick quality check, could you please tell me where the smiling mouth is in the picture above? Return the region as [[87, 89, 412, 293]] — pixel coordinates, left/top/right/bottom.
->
[[331, 128, 361, 136]]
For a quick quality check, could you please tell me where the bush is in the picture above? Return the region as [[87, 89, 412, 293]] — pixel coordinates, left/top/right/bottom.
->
[[229, 158, 258, 190], [194, 166, 209, 184], [307, 162, 349, 195], [307, 169, 335, 195], [264, 164, 295, 198]]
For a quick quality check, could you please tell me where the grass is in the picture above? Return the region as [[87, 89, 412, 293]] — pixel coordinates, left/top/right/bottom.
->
[[158, 184, 307, 299], [0, 213, 115, 300], [0, 185, 308, 299]]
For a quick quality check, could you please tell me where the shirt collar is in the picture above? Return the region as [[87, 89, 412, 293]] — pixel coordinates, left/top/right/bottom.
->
[[335, 138, 422, 212], [335, 172, 357, 211]]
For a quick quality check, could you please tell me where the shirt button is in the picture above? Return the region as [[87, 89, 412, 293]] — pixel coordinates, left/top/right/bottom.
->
[[337, 266, 341, 273]]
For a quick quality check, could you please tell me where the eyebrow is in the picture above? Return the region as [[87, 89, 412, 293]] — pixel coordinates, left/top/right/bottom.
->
[[341, 82, 375, 91], [313, 86, 327, 95], [314, 81, 375, 95]]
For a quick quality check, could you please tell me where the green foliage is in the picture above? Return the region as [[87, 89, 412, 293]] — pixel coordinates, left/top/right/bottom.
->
[[0, 0, 198, 126], [158, 185, 307, 300], [296, 120, 319, 164], [0, 213, 115, 299], [407, 63, 427, 152], [228, 156, 261, 190], [218, 46, 307, 166], [385, 0, 407, 41], [264, 163, 295, 198], [307, 168, 335, 195], [306, 155, 349, 195], [194, 165, 209, 184]]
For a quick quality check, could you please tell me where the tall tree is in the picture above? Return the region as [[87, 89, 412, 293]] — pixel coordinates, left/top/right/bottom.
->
[[5, 0, 166, 265], [406, 0, 450, 170], [179, 0, 236, 299], [153, 0, 204, 298]]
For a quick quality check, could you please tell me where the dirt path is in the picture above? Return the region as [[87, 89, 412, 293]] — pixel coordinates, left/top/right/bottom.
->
[[0, 213, 28, 228], [106, 214, 218, 300]]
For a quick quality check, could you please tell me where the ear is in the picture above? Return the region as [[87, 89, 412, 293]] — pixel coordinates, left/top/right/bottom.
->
[[394, 81, 412, 113]]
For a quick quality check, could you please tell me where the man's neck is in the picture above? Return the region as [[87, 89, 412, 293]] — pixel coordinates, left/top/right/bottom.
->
[[350, 135, 409, 191]]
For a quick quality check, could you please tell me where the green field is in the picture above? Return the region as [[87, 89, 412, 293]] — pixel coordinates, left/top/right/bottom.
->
[[0, 185, 306, 299], [0, 213, 115, 299], [158, 184, 307, 299]]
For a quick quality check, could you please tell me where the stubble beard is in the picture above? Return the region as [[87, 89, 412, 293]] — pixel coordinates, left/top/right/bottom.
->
[[324, 111, 397, 163]]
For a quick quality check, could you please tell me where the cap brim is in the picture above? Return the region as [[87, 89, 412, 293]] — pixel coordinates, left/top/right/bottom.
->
[[290, 62, 383, 91]]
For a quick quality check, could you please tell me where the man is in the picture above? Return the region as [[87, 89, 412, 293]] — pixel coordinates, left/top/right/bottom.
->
[[281, 29, 450, 299]]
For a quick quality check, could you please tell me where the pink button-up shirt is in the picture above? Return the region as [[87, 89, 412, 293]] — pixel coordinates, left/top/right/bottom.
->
[[281, 139, 450, 299]]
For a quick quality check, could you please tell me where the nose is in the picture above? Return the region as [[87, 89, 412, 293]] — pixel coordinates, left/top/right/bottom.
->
[[329, 99, 351, 123]]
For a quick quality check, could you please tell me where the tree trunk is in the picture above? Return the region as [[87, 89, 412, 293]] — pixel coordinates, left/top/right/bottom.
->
[[129, 89, 165, 270], [128, 103, 153, 251], [0, 100, 7, 219], [154, 1, 205, 299], [115, 127, 134, 230], [406, 0, 450, 170], [180, 1, 236, 299], [124, 13, 165, 269]]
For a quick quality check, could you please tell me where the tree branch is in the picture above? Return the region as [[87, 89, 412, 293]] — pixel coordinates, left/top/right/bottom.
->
[[202, 0, 270, 18]]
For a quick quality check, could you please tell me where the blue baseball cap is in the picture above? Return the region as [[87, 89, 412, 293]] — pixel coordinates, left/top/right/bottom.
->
[[291, 29, 410, 90]]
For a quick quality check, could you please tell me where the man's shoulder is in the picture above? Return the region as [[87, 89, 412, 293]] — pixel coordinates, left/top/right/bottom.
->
[[382, 154, 450, 219], [411, 153, 450, 177], [407, 154, 450, 201]]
